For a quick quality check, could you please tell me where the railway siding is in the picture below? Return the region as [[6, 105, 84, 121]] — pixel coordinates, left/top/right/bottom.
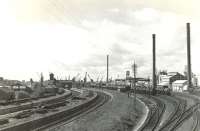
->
[[173, 93, 200, 131], [0, 90, 72, 116], [0, 90, 99, 131], [157, 95, 177, 127], [138, 95, 165, 131], [158, 92, 200, 131], [157, 95, 186, 131]]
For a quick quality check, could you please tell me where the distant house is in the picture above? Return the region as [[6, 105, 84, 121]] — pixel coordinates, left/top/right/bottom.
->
[[172, 80, 188, 92]]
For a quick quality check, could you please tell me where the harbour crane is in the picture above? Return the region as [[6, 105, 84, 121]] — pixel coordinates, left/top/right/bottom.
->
[[96, 75, 100, 82], [36, 72, 44, 86], [72, 73, 80, 82], [84, 72, 87, 83], [87, 74, 94, 82], [82, 72, 88, 88], [100, 76, 104, 82]]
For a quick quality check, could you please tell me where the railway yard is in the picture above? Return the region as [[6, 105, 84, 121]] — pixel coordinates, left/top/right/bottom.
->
[[0, 84, 200, 131], [1, 0, 200, 130]]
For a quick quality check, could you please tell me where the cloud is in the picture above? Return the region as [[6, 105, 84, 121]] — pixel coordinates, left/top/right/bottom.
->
[[6, 0, 200, 23], [1, 1, 200, 81]]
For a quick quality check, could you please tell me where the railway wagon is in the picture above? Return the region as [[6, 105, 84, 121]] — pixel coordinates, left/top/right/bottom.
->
[[91, 84, 171, 95], [121, 86, 171, 95]]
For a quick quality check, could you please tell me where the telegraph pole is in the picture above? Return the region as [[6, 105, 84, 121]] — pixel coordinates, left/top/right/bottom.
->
[[40, 73, 44, 87], [132, 61, 137, 110], [148, 76, 151, 97], [187, 23, 192, 89], [152, 34, 157, 95]]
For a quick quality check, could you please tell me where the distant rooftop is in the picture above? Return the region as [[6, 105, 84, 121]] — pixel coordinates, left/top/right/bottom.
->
[[173, 80, 187, 84], [168, 72, 179, 76]]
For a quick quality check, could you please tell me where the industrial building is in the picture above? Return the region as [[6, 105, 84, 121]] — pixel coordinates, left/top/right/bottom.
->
[[158, 72, 186, 89]]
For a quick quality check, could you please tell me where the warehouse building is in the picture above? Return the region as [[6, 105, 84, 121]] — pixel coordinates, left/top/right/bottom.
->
[[172, 80, 188, 92]]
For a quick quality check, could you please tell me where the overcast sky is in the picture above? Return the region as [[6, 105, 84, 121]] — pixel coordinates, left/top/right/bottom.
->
[[0, 0, 200, 81]]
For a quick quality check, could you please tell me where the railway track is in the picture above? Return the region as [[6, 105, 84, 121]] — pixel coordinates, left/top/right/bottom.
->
[[138, 92, 200, 131], [170, 103, 200, 130], [0, 90, 110, 131], [139, 95, 165, 131], [191, 110, 200, 131], [34, 91, 111, 131], [0, 91, 77, 123], [0, 90, 72, 116], [158, 96, 187, 131], [189, 93, 200, 131], [157, 93, 200, 131]]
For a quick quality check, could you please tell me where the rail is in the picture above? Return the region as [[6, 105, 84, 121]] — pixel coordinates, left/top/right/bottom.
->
[[0, 91, 110, 131]]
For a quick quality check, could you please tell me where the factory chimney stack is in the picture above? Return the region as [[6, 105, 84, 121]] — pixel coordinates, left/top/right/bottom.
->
[[187, 23, 192, 88], [152, 34, 157, 95]]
